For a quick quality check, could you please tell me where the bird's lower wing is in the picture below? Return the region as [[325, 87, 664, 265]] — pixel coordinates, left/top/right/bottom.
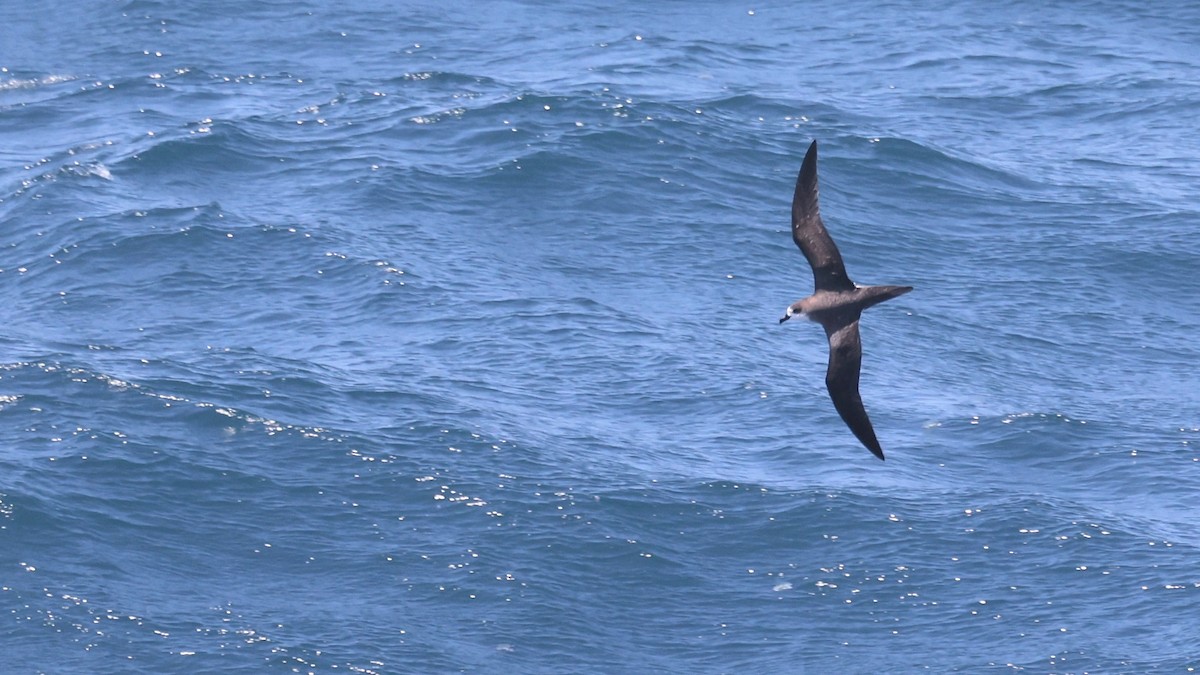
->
[[824, 319, 885, 460]]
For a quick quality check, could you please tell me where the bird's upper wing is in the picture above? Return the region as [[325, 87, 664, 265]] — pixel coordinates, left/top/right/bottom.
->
[[824, 317, 885, 460], [792, 140, 855, 292]]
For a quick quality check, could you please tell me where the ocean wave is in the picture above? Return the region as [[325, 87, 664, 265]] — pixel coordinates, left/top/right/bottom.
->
[[0, 72, 80, 93]]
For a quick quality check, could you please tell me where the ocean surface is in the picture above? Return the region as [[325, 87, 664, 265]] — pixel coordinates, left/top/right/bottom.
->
[[3, 1, 1200, 672]]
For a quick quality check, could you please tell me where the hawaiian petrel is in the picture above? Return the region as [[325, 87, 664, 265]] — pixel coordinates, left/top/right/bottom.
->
[[778, 140, 913, 460]]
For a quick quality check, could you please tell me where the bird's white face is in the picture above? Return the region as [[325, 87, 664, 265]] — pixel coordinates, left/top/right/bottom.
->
[[779, 305, 806, 324]]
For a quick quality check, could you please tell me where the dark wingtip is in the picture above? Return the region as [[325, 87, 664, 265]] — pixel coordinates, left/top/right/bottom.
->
[[802, 139, 818, 175], [795, 140, 820, 211]]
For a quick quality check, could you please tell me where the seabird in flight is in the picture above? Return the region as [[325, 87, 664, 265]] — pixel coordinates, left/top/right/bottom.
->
[[779, 140, 913, 460]]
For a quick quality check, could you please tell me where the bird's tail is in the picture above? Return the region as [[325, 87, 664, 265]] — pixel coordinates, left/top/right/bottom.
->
[[860, 285, 913, 310]]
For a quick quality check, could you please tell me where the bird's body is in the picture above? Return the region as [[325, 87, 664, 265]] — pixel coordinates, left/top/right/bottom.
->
[[778, 140, 912, 460]]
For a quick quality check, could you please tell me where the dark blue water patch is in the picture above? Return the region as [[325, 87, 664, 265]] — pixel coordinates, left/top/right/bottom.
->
[[120, 123, 284, 177]]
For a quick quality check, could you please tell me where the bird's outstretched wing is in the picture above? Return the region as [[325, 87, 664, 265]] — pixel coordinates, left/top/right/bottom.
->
[[823, 317, 885, 460], [792, 140, 855, 292]]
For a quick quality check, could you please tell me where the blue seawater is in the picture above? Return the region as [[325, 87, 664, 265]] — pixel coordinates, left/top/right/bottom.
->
[[3, 1, 1200, 672]]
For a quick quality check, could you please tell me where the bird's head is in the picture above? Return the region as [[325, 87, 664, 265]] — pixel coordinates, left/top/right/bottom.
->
[[779, 304, 804, 324]]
